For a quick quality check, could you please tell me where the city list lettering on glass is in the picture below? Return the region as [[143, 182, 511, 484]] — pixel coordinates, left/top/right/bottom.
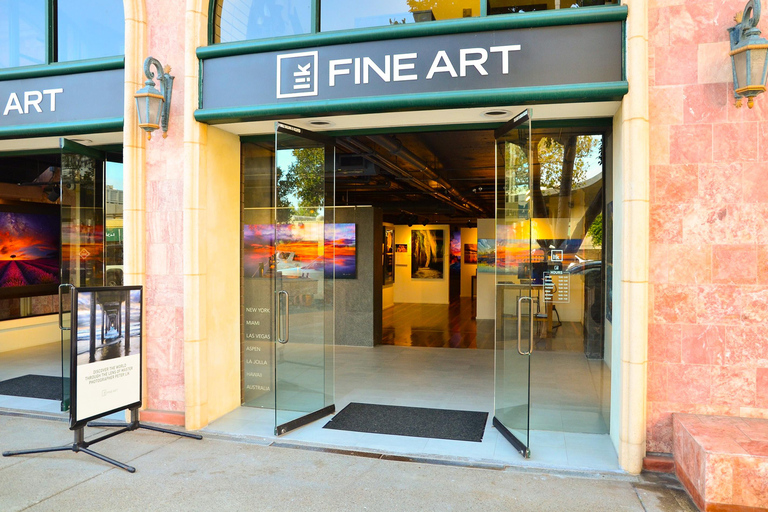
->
[[243, 285, 274, 403]]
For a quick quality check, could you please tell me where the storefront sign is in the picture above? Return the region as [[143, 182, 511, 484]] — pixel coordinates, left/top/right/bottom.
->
[[201, 22, 622, 111], [0, 69, 123, 128], [70, 286, 142, 428]]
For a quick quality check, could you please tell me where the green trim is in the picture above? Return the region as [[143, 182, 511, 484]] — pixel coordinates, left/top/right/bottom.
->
[[0, 118, 123, 140], [198, 5, 628, 60], [241, 134, 273, 144], [195, 82, 628, 124], [532, 118, 613, 130], [0, 148, 64, 157], [208, 0, 217, 45], [622, 20, 627, 81], [47, 0, 56, 64], [60, 138, 106, 160], [311, 0, 320, 34], [0, 56, 124, 82]]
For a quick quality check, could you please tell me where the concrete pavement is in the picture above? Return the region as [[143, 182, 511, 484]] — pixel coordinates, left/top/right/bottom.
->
[[0, 411, 697, 511]]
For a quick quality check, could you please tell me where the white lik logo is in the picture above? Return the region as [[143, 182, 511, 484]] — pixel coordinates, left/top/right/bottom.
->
[[276, 51, 319, 99]]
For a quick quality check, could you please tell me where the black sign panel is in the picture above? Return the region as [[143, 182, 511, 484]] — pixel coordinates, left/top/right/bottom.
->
[[202, 22, 622, 111], [0, 69, 123, 128]]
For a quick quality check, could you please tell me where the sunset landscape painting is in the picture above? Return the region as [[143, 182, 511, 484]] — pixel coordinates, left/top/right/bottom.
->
[[0, 210, 60, 296]]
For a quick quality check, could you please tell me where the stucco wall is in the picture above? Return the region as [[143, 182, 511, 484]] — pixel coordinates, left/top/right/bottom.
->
[[647, 0, 768, 453]]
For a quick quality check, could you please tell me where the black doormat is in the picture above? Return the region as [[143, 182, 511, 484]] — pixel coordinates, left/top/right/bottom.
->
[[323, 402, 488, 442], [0, 374, 61, 400]]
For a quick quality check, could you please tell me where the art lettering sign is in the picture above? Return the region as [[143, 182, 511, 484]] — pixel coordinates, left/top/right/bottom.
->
[[201, 22, 622, 112], [0, 69, 123, 128]]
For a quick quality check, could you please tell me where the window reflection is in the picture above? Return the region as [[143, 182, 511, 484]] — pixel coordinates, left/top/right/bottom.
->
[[57, 0, 124, 62], [214, 0, 311, 43], [487, 0, 617, 15], [0, 0, 45, 69], [321, 0, 480, 32]]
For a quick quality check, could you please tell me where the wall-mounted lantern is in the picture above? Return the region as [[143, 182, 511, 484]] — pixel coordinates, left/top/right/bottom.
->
[[134, 57, 174, 139], [729, 0, 768, 108]]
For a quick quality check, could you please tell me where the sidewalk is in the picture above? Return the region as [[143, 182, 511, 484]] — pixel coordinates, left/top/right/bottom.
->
[[0, 411, 696, 512]]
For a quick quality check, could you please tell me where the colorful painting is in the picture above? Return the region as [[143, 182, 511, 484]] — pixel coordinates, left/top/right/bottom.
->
[[0, 209, 60, 298], [243, 222, 356, 279], [476, 239, 495, 273], [383, 227, 394, 284], [326, 223, 356, 279], [450, 231, 461, 273], [395, 244, 407, 252], [464, 243, 477, 264], [411, 229, 444, 279]]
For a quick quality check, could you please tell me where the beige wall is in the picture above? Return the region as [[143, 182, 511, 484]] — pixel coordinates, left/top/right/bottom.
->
[[201, 126, 242, 422], [0, 316, 59, 353]]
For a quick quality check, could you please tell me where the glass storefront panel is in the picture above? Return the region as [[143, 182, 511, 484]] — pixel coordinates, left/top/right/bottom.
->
[[57, 0, 124, 62], [321, 0, 480, 32], [0, 0, 46, 69], [527, 130, 609, 434], [213, 0, 312, 43], [487, 0, 618, 15]]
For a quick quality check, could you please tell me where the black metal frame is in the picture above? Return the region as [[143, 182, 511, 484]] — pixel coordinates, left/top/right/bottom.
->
[[493, 416, 530, 458], [275, 404, 335, 436]]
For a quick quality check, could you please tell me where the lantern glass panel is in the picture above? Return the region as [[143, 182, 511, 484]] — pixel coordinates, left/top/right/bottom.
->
[[734, 51, 749, 90], [148, 95, 163, 127], [749, 48, 768, 87]]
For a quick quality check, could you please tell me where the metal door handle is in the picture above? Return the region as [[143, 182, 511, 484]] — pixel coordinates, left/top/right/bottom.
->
[[58, 284, 74, 331], [517, 296, 534, 356], [277, 290, 289, 344]]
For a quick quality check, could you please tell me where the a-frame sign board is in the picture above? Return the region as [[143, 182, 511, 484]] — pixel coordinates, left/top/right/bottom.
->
[[3, 285, 201, 472]]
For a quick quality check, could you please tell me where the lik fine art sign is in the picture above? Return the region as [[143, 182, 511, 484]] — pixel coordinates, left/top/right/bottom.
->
[[200, 22, 623, 113]]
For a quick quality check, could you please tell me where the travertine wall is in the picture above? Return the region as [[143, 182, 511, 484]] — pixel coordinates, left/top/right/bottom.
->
[[647, 0, 768, 453]]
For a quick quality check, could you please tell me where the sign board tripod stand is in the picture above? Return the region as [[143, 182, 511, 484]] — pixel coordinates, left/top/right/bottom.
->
[[2, 285, 201, 473]]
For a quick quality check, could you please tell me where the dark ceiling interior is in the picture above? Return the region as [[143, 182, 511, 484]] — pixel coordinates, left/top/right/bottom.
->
[[333, 126, 607, 225]]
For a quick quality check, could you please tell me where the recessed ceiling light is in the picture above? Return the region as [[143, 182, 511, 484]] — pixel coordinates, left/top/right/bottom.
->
[[482, 109, 510, 118], [309, 120, 333, 127]]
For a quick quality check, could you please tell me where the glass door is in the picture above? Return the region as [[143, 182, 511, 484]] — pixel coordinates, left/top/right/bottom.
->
[[59, 138, 106, 410], [273, 122, 335, 435], [493, 110, 533, 458]]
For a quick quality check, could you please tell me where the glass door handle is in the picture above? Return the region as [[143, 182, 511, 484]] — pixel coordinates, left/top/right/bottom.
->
[[517, 296, 534, 356], [277, 290, 289, 344], [58, 284, 74, 331]]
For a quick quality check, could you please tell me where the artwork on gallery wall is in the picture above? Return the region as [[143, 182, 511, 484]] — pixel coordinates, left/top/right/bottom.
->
[[476, 239, 495, 274], [450, 231, 461, 274], [411, 229, 444, 279], [395, 243, 408, 265], [0, 204, 61, 299], [464, 243, 477, 264], [383, 228, 394, 284], [242, 222, 357, 279]]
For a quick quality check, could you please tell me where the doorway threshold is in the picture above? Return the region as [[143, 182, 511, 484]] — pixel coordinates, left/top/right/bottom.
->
[[202, 405, 624, 474]]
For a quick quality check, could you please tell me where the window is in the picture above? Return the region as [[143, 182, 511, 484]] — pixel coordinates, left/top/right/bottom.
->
[[487, 0, 618, 16], [0, 0, 46, 68], [320, 0, 480, 32], [211, 0, 621, 44], [213, 0, 312, 43], [0, 0, 124, 70], [57, 0, 124, 62]]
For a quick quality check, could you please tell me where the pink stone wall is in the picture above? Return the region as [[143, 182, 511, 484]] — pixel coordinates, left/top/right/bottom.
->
[[143, 2, 188, 414], [648, 0, 768, 453]]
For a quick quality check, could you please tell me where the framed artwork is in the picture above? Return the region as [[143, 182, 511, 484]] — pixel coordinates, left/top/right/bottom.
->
[[383, 227, 394, 284], [464, 243, 477, 264], [411, 229, 444, 279]]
